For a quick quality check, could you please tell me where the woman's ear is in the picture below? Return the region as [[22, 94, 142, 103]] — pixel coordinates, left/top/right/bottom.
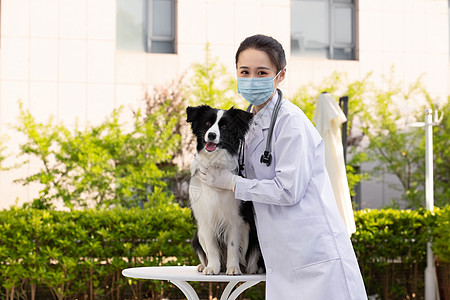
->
[[277, 67, 287, 84]]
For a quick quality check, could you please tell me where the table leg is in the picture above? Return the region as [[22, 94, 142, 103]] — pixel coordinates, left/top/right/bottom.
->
[[227, 281, 261, 300], [169, 280, 199, 300], [220, 281, 239, 300]]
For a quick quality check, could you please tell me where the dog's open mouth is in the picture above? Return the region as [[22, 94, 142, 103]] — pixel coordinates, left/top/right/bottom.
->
[[205, 142, 218, 152]]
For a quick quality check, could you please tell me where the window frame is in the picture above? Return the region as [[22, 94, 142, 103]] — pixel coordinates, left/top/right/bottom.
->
[[116, 0, 176, 54], [146, 0, 176, 53], [291, 0, 356, 60], [330, 0, 356, 59]]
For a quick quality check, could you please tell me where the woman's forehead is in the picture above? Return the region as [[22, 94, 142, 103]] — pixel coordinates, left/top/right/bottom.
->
[[236, 48, 276, 71]]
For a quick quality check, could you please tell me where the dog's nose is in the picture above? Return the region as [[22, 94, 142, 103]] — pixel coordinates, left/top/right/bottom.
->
[[208, 132, 217, 140]]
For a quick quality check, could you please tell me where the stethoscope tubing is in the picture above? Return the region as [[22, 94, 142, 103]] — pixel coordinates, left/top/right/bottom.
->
[[241, 89, 283, 169]]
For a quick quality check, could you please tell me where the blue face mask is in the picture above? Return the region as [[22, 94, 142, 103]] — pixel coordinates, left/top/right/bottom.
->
[[237, 70, 282, 106]]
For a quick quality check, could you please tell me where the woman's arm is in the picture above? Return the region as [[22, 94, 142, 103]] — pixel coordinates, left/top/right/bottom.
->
[[235, 112, 319, 206]]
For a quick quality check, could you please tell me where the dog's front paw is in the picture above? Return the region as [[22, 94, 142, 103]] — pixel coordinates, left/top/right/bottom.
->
[[197, 264, 205, 273], [226, 266, 242, 275], [203, 265, 220, 275]]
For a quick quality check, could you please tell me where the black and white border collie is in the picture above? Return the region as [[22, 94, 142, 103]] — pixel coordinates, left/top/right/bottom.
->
[[186, 105, 265, 275]]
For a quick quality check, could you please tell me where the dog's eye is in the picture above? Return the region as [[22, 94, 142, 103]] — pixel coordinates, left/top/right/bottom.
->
[[221, 125, 227, 130], [205, 121, 212, 127]]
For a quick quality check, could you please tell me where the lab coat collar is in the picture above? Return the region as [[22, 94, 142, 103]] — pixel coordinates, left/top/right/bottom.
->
[[252, 90, 279, 130], [246, 91, 280, 161]]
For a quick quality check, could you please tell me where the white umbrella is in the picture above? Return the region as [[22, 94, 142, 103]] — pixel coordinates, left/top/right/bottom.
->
[[313, 93, 356, 236]]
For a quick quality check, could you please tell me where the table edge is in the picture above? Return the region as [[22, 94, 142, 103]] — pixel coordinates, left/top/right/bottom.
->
[[122, 266, 266, 282]]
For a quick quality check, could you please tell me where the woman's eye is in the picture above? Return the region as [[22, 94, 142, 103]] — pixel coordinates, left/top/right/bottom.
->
[[257, 71, 268, 76], [240, 70, 249, 75]]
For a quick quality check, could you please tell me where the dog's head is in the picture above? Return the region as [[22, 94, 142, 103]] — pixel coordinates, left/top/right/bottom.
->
[[186, 105, 253, 156]]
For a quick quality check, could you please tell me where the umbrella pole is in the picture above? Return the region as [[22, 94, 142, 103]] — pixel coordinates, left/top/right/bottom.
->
[[339, 96, 348, 164], [424, 109, 438, 300]]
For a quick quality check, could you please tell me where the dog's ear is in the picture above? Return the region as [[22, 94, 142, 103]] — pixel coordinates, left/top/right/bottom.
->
[[186, 106, 198, 123], [227, 107, 254, 138], [186, 105, 210, 123], [228, 107, 253, 126], [237, 109, 253, 126]]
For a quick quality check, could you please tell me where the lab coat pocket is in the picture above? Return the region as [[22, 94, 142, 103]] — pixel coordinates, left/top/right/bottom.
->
[[293, 259, 350, 300], [283, 216, 339, 270]]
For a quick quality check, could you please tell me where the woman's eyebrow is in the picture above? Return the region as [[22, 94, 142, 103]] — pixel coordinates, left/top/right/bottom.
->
[[238, 66, 272, 70]]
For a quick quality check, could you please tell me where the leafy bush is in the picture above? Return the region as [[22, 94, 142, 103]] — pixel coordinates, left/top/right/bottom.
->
[[188, 43, 243, 109], [352, 208, 435, 299], [418, 101, 450, 207], [291, 71, 449, 208], [1, 206, 449, 299], [14, 102, 180, 210], [0, 203, 196, 300], [433, 206, 450, 263], [141, 75, 194, 171], [290, 72, 372, 200], [359, 76, 433, 208]]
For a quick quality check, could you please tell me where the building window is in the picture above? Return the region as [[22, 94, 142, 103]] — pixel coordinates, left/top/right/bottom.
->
[[290, 0, 356, 60], [116, 0, 175, 54]]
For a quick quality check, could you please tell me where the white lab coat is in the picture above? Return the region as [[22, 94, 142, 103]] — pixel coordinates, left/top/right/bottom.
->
[[235, 92, 367, 299]]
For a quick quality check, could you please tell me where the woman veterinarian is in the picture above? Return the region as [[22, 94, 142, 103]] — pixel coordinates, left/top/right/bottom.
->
[[199, 34, 367, 299]]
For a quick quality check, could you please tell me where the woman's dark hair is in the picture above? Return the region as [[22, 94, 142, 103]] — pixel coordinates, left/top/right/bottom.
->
[[235, 34, 286, 72]]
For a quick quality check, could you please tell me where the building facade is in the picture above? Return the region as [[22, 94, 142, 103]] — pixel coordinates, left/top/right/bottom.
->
[[0, 0, 449, 209]]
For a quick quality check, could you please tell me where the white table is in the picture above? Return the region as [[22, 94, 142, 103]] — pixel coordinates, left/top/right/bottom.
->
[[122, 266, 266, 300]]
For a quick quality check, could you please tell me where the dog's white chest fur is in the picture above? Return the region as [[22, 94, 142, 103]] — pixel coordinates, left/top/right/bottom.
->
[[189, 149, 239, 225], [189, 175, 239, 226]]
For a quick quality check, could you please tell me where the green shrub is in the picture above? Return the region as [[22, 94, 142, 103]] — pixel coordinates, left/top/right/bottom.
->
[[1, 206, 449, 299], [433, 206, 450, 263], [291, 71, 449, 208], [352, 208, 432, 299], [14, 102, 180, 210], [290, 71, 372, 201], [351, 207, 450, 299], [188, 43, 242, 109], [0, 204, 196, 300]]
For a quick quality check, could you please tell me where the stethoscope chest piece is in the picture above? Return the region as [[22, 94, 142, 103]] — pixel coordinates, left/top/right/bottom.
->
[[260, 151, 272, 166]]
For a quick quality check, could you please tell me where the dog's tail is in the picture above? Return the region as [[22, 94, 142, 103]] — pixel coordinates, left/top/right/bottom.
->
[[240, 201, 266, 274]]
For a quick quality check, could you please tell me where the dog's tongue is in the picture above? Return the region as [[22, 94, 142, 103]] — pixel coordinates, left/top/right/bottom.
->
[[205, 142, 217, 152]]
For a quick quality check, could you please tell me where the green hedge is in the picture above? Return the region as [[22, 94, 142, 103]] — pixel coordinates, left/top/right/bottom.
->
[[1, 206, 449, 300], [0, 204, 196, 300], [433, 207, 450, 263], [352, 209, 432, 299]]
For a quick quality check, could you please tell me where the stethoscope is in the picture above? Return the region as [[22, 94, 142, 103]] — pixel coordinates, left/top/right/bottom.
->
[[238, 89, 283, 175]]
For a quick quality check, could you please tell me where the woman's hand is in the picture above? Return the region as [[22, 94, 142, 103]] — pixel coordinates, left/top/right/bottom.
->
[[199, 167, 238, 191]]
